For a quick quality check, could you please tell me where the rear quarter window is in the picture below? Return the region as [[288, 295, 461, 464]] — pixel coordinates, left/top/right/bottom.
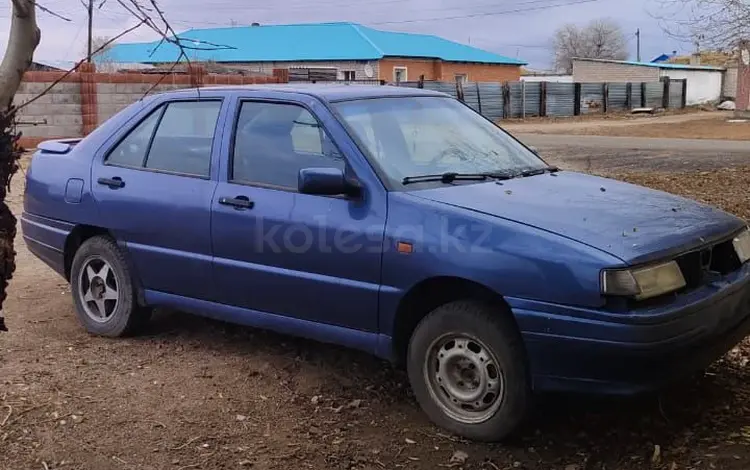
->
[[106, 109, 161, 168]]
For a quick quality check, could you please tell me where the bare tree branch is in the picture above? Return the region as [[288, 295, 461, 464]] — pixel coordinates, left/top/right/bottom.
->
[[113, 0, 237, 99], [139, 58, 180, 98], [33, 1, 72, 21], [651, 0, 750, 51], [15, 20, 146, 113], [0, 0, 238, 334], [552, 18, 628, 73], [116, 0, 234, 55], [0, 0, 41, 110]]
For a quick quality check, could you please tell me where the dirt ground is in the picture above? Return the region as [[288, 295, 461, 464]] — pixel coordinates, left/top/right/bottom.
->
[[2, 157, 750, 470], [502, 111, 750, 141]]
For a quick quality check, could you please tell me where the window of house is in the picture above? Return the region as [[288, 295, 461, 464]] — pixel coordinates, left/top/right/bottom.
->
[[232, 101, 345, 189], [393, 67, 408, 83], [455, 74, 468, 84], [105, 100, 222, 178], [342, 70, 356, 81]]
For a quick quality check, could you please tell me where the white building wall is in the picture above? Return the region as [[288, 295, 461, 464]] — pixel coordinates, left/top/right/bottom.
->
[[572, 60, 661, 82], [659, 69, 725, 105]]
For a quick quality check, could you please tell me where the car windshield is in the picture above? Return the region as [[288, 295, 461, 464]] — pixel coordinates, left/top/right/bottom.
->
[[333, 96, 546, 186]]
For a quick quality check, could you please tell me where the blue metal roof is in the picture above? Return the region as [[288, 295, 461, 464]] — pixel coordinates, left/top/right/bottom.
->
[[650, 53, 675, 63], [104, 22, 526, 66], [575, 57, 725, 71]]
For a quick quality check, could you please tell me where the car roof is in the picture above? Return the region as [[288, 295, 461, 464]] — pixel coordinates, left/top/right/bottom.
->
[[161, 84, 448, 102]]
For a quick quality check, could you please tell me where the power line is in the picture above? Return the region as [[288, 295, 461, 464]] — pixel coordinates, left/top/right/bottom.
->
[[87, 0, 93, 62], [172, 0, 571, 14], [636, 28, 641, 61], [174, 0, 404, 13], [97, 0, 602, 30], [370, 0, 601, 25], [497, 43, 553, 49]]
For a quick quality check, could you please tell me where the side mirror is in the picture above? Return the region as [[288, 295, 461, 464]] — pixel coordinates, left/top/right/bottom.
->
[[298, 167, 361, 197]]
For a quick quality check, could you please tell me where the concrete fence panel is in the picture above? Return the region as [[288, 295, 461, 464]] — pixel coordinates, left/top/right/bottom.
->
[[15, 63, 286, 148]]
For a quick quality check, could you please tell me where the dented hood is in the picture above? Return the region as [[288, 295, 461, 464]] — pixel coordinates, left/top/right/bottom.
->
[[409, 171, 745, 265]]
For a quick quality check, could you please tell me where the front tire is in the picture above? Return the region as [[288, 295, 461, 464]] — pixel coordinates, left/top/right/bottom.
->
[[407, 300, 530, 441], [70, 236, 150, 337]]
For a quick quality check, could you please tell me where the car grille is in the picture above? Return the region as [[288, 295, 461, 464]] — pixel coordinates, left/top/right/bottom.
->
[[614, 234, 744, 311], [675, 235, 743, 290]]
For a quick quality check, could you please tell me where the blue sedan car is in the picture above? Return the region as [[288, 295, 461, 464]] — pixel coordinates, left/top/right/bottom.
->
[[22, 85, 750, 441]]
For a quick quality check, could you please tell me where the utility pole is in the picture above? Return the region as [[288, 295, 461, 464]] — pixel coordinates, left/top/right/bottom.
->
[[87, 0, 93, 61], [694, 33, 704, 53], [636, 28, 641, 62]]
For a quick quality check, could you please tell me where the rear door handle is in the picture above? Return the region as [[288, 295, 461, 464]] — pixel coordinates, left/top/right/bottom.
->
[[219, 195, 254, 210], [97, 177, 125, 189]]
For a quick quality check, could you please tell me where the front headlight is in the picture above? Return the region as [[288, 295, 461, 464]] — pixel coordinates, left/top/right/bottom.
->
[[733, 228, 750, 264], [601, 261, 686, 300]]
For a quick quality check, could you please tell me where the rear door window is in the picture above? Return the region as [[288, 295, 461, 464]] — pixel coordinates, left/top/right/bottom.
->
[[146, 101, 222, 177], [106, 100, 222, 178]]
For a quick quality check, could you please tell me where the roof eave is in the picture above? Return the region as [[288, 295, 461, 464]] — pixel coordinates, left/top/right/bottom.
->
[[381, 54, 525, 66], [572, 57, 724, 71]]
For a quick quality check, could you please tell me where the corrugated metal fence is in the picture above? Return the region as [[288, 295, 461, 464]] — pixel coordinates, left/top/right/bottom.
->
[[398, 78, 687, 119]]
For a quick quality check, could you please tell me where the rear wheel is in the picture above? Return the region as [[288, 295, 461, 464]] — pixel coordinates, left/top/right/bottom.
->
[[407, 300, 530, 441], [70, 236, 150, 337]]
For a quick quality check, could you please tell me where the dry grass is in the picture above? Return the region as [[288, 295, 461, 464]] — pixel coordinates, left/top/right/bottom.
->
[[606, 166, 750, 221], [559, 118, 750, 141]]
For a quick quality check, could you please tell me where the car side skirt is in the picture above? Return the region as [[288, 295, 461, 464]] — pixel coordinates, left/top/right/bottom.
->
[[143, 290, 394, 360]]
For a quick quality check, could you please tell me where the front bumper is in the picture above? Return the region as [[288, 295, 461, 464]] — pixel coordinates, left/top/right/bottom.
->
[[512, 263, 750, 395]]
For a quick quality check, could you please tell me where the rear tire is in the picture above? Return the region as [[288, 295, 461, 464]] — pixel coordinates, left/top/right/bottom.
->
[[407, 300, 530, 442], [70, 236, 150, 337]]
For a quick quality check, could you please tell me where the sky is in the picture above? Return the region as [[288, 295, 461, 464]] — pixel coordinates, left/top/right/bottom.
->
[[0, 0, 693, 70]]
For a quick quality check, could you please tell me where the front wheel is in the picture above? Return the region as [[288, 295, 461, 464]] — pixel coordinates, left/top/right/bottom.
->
[[407, 300, 530, 441]]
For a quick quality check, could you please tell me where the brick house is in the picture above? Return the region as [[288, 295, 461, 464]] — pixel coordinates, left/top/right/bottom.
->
[[737, 41, 750, 117], [105, 22, 525, 83]]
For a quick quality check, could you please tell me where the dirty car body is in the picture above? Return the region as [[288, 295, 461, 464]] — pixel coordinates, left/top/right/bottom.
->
[[21, 85, 750, 439]]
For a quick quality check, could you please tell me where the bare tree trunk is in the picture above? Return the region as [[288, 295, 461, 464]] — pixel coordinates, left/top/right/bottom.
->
[[0, 0, 40, 109], [0, 0, 41, 331]]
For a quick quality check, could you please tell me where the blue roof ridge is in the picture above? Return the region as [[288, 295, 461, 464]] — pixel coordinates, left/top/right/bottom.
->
[[349, 23, 385, 57], [106, 21, 527, 66]]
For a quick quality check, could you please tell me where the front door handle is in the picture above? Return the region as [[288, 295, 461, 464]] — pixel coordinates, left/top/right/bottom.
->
[[97, 176, 125, 189], [219, 195, 254, 210]]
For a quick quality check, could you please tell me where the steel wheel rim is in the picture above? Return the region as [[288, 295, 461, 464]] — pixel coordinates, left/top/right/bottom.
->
[[423, 333, 505, 424], [77, 256, 119, 323]]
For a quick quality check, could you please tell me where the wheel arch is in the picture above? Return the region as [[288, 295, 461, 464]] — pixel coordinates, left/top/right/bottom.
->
[[64, 225, 146, 306], [390, 276, 519, 365]]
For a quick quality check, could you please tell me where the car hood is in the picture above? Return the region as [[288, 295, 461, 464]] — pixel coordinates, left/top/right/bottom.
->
[[408, 171, 745, 265]]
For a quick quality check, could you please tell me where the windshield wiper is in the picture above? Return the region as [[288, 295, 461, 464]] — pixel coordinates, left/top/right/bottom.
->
[[402, 172, 513, 185], [519, 166, 559, 177]]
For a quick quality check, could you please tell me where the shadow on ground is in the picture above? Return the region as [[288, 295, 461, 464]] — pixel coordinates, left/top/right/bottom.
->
[[132, 308, 750, 469]]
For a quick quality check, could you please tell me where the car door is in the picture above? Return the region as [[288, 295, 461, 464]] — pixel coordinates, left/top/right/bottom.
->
[[211, 96, 387, 333], [91, 97, 226, 301]]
